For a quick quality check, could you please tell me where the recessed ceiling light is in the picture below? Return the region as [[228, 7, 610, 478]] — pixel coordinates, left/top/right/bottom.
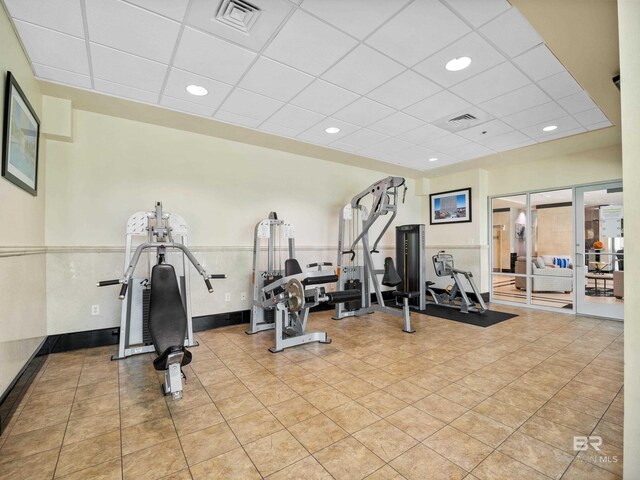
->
[[325, 127, 340, 134], [186, 84, 208, 96], [542, 125, 558, 132], [428, 157, 438, 162], [445, 56, 472, 72]]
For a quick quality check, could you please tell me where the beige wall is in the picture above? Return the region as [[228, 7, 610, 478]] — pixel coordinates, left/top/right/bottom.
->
[[619, 0, 640, 475], [0, 6, 46, 396], [44, 109, 422, 334], [536, 206, 573, 257]]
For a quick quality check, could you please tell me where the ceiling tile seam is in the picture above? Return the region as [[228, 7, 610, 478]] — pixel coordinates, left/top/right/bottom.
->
[[1, 3, 41, 83], [438, 0, 507, 31], [80, 0, 95, 89], [6, 16, 86, 40], [155, 0, 195, 106], [211, 1, 303, 120], [120, 0, 187, 23]]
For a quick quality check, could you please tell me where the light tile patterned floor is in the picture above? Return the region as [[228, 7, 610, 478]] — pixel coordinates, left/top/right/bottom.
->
[[0, 305, 624, 479]]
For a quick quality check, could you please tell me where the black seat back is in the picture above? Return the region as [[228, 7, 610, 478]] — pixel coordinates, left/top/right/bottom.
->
[[382, 257, 402, 287], [148, 263, 191, 369], [285, 258, 303, 276]]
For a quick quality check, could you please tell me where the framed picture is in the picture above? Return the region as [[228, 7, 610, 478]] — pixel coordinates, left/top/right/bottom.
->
[[429, 188, 472, 225], [2, 72, 40, 196]]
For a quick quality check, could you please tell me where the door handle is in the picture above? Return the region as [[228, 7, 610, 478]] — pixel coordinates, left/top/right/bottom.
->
[[575, 252, 584, 268]]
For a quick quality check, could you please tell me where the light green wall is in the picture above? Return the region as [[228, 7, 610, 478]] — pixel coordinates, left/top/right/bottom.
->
[[0, 5, 46, 397]]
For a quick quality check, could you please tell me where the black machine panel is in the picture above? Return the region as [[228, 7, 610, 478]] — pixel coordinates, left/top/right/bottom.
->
[[395, 224, 426, 309]]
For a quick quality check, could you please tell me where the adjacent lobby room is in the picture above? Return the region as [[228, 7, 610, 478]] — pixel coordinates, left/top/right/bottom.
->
[[0, 0, 638, 479]]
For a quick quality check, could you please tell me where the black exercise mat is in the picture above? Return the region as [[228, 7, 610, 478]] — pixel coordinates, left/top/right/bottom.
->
[[408, 304, 517, 327]]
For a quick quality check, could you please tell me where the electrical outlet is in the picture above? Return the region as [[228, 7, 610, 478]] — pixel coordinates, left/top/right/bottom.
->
[[91, 305, 100, 316], [240, 292, 247, 301], [225, 293, 231, 302]]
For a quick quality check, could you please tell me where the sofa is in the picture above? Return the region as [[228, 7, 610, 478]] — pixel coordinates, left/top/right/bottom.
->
[[515, 255, 573, 293]]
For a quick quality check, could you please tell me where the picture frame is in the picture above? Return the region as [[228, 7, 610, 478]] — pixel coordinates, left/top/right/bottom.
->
[[429, 187, 472, 225], [2, 72, 40, 196]]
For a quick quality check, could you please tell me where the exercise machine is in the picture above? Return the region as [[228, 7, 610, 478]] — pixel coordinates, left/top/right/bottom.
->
[[334, 176, 415, 333], [247, 212, 295, 335], [395, 224, 426, 310], [259, 259, 360, 352], [98, 202, 225, 399], [426, 251, 487, 314]]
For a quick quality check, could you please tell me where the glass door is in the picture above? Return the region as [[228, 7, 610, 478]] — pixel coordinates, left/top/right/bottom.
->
[[575, 182, 624, 320]]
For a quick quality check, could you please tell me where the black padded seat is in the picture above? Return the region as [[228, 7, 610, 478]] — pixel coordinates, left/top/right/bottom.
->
[[393, 291, 420, 299], [148, 263, 191, 371], [285, 259, 303, 276]]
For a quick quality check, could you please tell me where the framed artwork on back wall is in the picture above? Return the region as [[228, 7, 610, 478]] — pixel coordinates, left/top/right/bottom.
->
[[2, 71, 40, 196], [429, 188, 472, 225]]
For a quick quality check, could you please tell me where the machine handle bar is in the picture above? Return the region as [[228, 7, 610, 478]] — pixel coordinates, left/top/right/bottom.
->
[[307, 262, 333, 268], [208, 274, 226, 279], [204, 279, 213, 293], [342, 250, 356, 261], [97, 279, 120, 287], [118, 284, 128, 299]]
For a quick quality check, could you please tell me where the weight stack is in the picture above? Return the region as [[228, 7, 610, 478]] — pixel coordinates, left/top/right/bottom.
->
[[142, 288, 152, 344], [263, 274, 282, 323], [345, 279, 362, 311]]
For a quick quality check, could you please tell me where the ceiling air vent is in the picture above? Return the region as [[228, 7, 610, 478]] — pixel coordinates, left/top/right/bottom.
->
[[448, 113, 478, 127], [215, 0, 261, 34]]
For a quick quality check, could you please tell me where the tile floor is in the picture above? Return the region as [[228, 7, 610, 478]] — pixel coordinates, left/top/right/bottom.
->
[[0, 305, 624, 479]]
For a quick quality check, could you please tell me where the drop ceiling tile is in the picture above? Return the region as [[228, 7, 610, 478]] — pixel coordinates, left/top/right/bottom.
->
[[556, 91, 598, 114], [333, 97, 395, 127], [398, 124, 450, 144], [373, 137, 414, 154], [427, 134, 470, 152], [14, 21, 89, 75], [512, 45, 564, 82], [302, 117, 360, 141], [173, 27, 257, 84], [296, 131, 334, 146], [214, 110, 262, 128], [442, 0, 510, 28], [367, 70, 441, 110], [290, 79, 359, 116], [414, 33, 506, 88], [186, 0, 293, 52], [457, 119, 513, 142], [163, 68, 233, 109], [446, 142, 495, 160], [573, 108, 609, 127], [502, 101, 567, 129], [94, 78, 159, 103], [338, 129, 390, 148], [405, 90, 470, 123], [479, 7, 543, 58], [478, 84, 550, 118], [264, 9, 357, 76], [123, 0, 189, 21], [537, 126, 587, 141], [85, 0, 180, 63], [266, 104, 325, 131], [322, 45, 405, 95], [450, 61, 531, 104], [4, 0, 84, 37], [238, 57, 314, 102], [218, 88, 284, 122], [259, 122, 304, 137], [393, 145, 440, 163], [366, 1, 471, 66], [474, 130, 533, 150], [91, 43, 168, 92], [32, 63, 92, 89], [538, 71, 583, 99], [368, 112, 423, 137], [329, 142, 363, 154], [301, 0, 411, 39], [587, 121, 613, 131], [520, 115, 582, 139], [160, 95, 216, 116]]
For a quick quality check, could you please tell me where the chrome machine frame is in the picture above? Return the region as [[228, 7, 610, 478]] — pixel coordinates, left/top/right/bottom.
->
[[247, 212, 295, 335], [103, 202, 223, 360], [334, 176, 414, 333]]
